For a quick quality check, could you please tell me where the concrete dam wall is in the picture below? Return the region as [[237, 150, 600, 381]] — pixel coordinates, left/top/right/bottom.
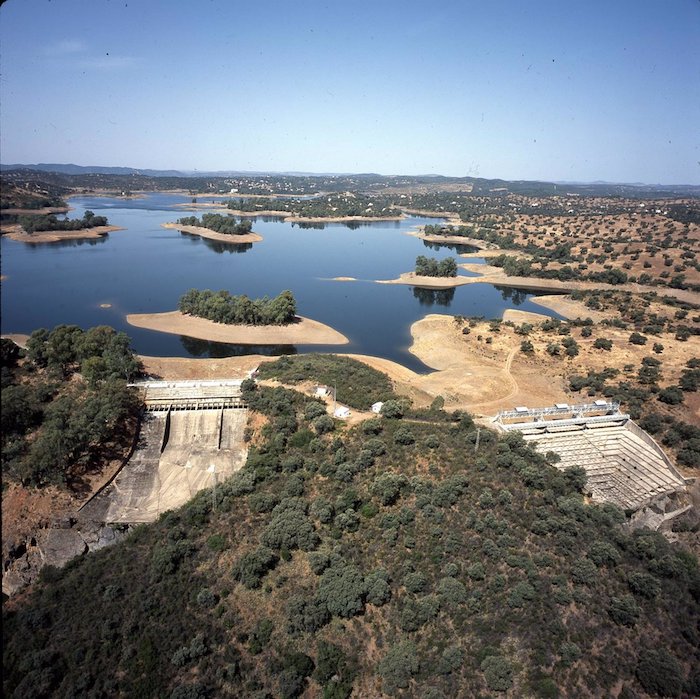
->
[[80, 407, 248, 524]]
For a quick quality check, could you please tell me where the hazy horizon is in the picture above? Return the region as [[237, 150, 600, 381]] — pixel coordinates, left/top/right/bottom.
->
[[1, 0, 698, 184]]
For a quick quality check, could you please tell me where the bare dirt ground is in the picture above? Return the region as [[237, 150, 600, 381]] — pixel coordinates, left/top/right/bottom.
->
[[126, 311, 349, 345], [139, 353, 268, 380], [161, 222, 263, 244]]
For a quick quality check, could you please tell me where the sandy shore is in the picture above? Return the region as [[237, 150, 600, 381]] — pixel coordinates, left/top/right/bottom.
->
[[1, 224, 123, 244], [161, 222, 263, 244], [126, 311, 349, 345], [376, 272, 477, 288]]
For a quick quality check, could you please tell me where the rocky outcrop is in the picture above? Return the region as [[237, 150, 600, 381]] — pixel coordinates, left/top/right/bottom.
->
[[2, 520, 130, 597]]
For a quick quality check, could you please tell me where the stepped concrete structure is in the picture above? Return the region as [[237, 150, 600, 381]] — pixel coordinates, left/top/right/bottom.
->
[[494, 402, 688, 513], [79, 380, 248, 524]]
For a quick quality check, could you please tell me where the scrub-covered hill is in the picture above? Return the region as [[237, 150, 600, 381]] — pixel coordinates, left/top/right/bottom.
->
[[3, 376, 699, 698]]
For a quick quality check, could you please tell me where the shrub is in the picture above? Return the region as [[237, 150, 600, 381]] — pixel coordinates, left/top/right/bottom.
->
[[481, 655, 514, 691], [438, 646, 463, 675], [308, 551, 331, 575], [364, 437, 386, 456], [316, 561, 367, 618], [627, 571, 660, 599], [437, 576, 467, 608], [313, 414, 335, 434], [381, 400, 404, 419], [365, 569, 392, 606], [378, 641, 420, 694], [636, 648, 683, 697], [571, 558, 597, 585], [394, 427, 416, 446], [286, 595, 331, 635], [588, 541, 621, 567], [593, 338, 613, 350], [403, 571, 427, 593], [658, 386, 684, 405], [196, 588, 219, 608], [371, 473, 408, 506], [305, 401, 327, 420], [261, 499, 319, 551], [233, 546, 279, 589], [608, 595, 640, 626]]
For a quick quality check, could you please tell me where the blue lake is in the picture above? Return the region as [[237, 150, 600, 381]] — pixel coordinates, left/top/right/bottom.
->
[[0, 194, 559, 372]]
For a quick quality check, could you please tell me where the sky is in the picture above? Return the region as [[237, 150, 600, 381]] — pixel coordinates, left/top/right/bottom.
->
[[1, 0, 699, 183]]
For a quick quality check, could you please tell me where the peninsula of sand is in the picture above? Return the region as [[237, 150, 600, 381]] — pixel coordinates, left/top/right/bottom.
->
[[126, 311, 349, 345], [161, 222, 263, 244], [1, 223, 124, 244]]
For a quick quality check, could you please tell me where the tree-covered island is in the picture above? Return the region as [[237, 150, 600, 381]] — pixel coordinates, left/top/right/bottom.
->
[[178, 289, 297, 325], [414, 255, 458, 277], [17, 210, 109, 234], [176, 213, 253, 236]]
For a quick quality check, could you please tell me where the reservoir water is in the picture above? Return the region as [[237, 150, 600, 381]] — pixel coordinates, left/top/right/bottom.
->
[[0, 194, 559, 372]]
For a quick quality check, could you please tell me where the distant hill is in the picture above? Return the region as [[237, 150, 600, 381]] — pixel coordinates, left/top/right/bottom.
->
[[0, 163, 185, 177], [2, 164, 698, 199]]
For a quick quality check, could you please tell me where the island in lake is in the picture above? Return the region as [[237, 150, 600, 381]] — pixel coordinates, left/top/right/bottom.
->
[[162, 213, 263, 244], [1, 210, 123, 243], [127, 289, 348, 345]]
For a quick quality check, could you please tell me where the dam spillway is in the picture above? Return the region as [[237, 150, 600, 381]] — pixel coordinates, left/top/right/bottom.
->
[[79, 381, 248, 524]]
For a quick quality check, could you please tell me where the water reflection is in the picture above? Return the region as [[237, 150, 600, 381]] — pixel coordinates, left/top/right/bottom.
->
[[411, 286, 456, 307], [497, 286, 528, 306], [421, 239, 479, 254], [178, 231, 253, 254], [179, 335, 298, 358], [25, 235, 109, 250]]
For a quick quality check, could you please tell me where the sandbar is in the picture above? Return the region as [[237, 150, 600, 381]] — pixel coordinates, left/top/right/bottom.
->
[[1, 224, 123, 244], [126, 311, 349, 345], [161, 222, 263, 244], [331, 277, 357, 282], [376, 272, 476, 288]]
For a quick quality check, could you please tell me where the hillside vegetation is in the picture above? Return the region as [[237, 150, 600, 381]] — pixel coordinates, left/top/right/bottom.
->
[[1, 327, 141, 488], [3, 375, 699, 698]]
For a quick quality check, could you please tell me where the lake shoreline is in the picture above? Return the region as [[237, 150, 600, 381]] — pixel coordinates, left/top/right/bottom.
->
[[1, 224, 124, 244], [161, 222, 263, 244], [126, 310, 349, 345]]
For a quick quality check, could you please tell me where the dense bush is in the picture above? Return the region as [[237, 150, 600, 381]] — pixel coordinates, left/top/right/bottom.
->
[[415, 255, 458, 277], [636, 648, 683, 697], [256, 354, 398, 409], [19, 209, 108, 233], [178, 288, 297, 325]]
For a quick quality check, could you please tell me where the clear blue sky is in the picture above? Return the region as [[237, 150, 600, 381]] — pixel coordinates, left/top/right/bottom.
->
[[1, 0, 698, 183]]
